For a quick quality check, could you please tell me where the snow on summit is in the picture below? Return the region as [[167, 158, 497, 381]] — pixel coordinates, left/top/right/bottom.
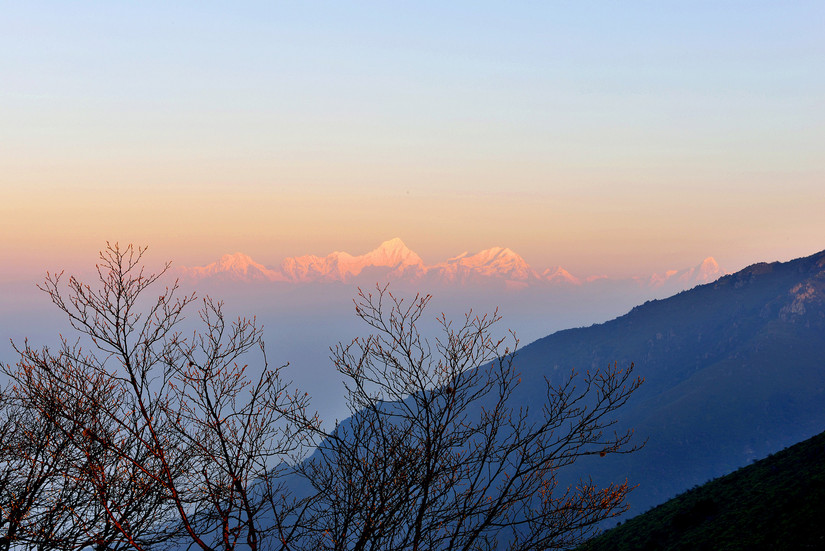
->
[[180, 240, 724, 290], [642, 257, 724, 288], [360, 238, 425, 272], [184, 252, 284, 282], [543, 267, 582, 286], [278, 238, 425, 282], [431, 247, 539, 283]]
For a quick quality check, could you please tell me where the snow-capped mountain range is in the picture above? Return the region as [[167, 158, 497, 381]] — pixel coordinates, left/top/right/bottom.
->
[[639, 256, 722, 288], [180, 238, 725, 290]]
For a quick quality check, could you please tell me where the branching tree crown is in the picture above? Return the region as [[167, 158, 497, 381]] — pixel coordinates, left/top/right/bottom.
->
[[2, 244, 318, 551], [300, 286, 643, 551]]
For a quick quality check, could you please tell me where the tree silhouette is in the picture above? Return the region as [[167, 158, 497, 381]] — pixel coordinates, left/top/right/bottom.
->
[[3, 244, 317, 550], [299, 286, 643, 550]]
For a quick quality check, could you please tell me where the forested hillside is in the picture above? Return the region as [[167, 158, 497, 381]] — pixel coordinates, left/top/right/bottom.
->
[[579, 428, 825, 550]]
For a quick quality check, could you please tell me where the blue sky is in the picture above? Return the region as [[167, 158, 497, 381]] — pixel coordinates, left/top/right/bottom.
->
[[2, 1, 823, 278]]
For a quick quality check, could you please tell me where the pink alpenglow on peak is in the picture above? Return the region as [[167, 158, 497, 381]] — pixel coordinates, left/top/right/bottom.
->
[[643, 257, 724, 288], [432, 247, 539, 283], [279, 238, 426, 283], [183, 252, 285, 282], [697, 257, 722, 283], [182, 240, 538, 285], [543, 267, 582, 286], [179, 240, 725, 292], [279, 251, 356, 282], [360, 238, 425, 272]]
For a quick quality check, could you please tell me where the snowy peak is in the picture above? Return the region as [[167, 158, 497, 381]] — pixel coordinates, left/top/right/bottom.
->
[[182, 240, 538, 285], [361, 238, 424, 271], [216, 252, 259, 272], [280, 238, 425, 282], [180, 240, 724, 292], [183, 252, 284, 282], [432, 246, 539, 283], [543, 266, 582, 285], [643, 256, 724, 288], [697, 257, 721, 282], [280, 253, 348, 282], [679, 256, 723, 285], [473, 247, 536, 279], [460, 247, 531, 274]]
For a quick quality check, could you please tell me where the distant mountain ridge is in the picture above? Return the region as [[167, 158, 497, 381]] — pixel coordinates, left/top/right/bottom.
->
[[183, 252, 286, 282], [638, 256, 722, 288], [279, 238, 426, 283], [180, 238, 724, 290]]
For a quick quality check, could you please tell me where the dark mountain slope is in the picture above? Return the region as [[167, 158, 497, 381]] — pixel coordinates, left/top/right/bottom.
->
[[510, 249, 825, 517], [579, 428, 825, 550]]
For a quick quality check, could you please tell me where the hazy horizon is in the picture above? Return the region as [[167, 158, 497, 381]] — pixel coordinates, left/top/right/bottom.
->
[[0, 241, 813, 425]]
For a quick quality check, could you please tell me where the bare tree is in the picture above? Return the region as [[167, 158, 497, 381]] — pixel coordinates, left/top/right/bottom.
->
[[5, 339, 184, 551], [0, 360, 137, 551], [299, 286, 643, 551], [4, 243, 318, 551], [0, 385, 78, 551]]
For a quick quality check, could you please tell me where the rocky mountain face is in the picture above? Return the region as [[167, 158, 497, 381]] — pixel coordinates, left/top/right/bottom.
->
[[511, 248, 825, 520], [180, 238, 724, 292]]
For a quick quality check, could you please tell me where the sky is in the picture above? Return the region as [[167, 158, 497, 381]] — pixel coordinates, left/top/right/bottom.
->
[[2, 1, 824, 283]]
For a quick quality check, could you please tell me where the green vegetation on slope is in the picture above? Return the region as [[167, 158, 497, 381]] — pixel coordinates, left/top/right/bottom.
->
[[579, 429, 825, 550]]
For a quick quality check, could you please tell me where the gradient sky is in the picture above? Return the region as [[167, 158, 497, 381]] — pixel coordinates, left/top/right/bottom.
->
[[2, 1, 824, 282]]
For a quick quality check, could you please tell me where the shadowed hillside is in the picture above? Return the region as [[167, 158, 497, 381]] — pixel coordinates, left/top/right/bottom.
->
[[509, 249, 825, 518], [578, 428, 825, 550]]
